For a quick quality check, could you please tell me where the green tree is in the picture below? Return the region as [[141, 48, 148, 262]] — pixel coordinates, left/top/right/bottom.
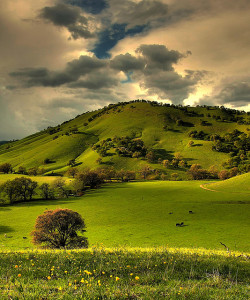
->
[[52, 178, 69, 198], [1, 177, 38, 203], [39, 183, 55, 200], [0, 163, 12, 174], [31, 209, 88, 249]]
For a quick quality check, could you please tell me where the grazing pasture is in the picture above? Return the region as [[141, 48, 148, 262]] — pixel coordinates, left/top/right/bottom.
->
[[0, 180, 249, 252]]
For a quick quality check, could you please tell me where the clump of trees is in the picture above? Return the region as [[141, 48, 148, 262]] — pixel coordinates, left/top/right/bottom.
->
[[31, 208, 88, 249], [1, 177, 38, 203], [92, 136, 147, 158], [211, 130, 249, 173], [188, 164, 240, 180]]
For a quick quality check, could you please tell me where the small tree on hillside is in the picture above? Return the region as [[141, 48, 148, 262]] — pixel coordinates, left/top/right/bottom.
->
[[66, 167, 78, 178], [39, 183, 55, 200], [0, 163, 12, 174], [52, 178, 69, 198], [31, 208, 88, 249]]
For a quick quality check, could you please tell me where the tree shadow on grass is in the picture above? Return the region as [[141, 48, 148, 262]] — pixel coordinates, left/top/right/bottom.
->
[[15, 198, 77, 208], [0, 225, 14, 234], [153, 149, 174, 160]]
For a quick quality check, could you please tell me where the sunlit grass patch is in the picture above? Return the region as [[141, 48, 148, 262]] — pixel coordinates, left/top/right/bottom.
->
[[0, 247, 249, 299]]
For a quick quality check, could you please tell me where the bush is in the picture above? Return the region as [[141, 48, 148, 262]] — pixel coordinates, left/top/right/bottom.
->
[[31, 208, 88, 249]]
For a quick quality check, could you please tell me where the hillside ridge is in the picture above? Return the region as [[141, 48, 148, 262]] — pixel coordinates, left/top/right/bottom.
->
[[0, 100, 249, 178]]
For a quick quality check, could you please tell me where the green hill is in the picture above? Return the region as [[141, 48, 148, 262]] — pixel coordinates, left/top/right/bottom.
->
[[0, 101, 249, 177], [203, 172, 250, 193]]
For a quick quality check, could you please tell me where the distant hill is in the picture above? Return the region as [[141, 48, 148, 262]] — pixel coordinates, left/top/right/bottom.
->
[[0, 100, 249, 178], [0, 141, 8, 146]]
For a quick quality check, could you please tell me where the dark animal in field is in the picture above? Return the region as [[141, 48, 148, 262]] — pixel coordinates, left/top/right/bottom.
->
[[176, 222, 184, 227], [169, 212, 173, 214], [189, 211, 194, 214], [23, 237, 27, 239]]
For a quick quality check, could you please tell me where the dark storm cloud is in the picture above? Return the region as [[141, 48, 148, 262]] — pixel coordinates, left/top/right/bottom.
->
[[10, 56, 107, 87], [110, 53, 145, 72], [200, 80, 250, 108], [136, 44, 186, 72], [109, 44, 201, 102], [39, 3, 94, 39], [112, 0, 168, 27], [141, 70, 198, 102], [68, 72, 119, 89], [64, 0, 108, 14], [9, 43, 202, 102]]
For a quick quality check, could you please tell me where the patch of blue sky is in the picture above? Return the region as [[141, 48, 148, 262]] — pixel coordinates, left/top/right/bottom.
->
[[64, 0, 108, 14], [121, 72, 133, 84], [92, 23, 147, 59]]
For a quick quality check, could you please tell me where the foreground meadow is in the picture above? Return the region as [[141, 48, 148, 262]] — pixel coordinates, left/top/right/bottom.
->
[[0, 180, 250, 252], [0, 248, 249, 299]]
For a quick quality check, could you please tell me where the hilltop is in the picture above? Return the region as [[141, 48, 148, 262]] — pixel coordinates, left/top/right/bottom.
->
[[0, 101, 249, 178]]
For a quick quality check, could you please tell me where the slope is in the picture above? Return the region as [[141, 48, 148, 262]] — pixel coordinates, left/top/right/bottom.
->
[[203, 172, 250, 193], [0, 101, 249, 176]]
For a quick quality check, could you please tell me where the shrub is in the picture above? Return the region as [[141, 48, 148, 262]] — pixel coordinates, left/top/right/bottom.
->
[[31, 208, 88, 249]]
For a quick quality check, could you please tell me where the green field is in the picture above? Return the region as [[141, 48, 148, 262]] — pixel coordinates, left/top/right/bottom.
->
[[0, 174, 73, 186], [0, 248, 249, 299], [1, 178, 249, 252]]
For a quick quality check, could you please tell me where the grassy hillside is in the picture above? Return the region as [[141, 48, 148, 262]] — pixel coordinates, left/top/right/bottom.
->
[[0, 174, 73, 186], [0, 101, 249, 177], [0, 248, 249, 299], [203, 172, 250, 193], [0, 180, 249, 252]]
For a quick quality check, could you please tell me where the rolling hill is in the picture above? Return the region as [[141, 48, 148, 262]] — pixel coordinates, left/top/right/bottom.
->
[[203, 172, 250, 193], [0, 101, 249, 177]]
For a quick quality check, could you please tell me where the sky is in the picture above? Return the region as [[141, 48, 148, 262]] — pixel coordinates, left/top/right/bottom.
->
[[1, 0, 250, 140]]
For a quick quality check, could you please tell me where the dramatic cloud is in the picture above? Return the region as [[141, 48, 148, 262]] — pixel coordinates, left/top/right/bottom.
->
[[39, 3, 94, 39], [110, 53, 145, 73], [200, 79, 250, 108], [1, 0, 250, 139], [109, 0, 168, 28], [10, 55, 107, 87]]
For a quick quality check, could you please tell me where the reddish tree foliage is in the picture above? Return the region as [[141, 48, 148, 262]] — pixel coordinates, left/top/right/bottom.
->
[[31, 209, 88, 249]]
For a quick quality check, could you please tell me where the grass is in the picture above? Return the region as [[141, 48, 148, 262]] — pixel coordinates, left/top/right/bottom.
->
[[0, 102, 248, 175], [0, 247, 249, 299], [0, 174, 73, 186], [0, 180, 249, 252], [204, 173, 250, 193]]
